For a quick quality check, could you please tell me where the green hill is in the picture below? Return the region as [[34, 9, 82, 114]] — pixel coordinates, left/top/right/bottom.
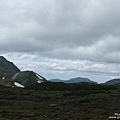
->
[[13, 71, 47, 86]]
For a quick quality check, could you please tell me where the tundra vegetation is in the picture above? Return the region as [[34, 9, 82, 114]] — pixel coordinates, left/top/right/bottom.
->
[[0, 82, 120, 120]]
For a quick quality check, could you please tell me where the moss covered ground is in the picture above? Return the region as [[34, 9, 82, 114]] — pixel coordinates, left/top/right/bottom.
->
[[0, 82, 120, 120]]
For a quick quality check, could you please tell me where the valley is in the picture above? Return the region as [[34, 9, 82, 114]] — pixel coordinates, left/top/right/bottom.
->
[[0, 83, 120, 120]]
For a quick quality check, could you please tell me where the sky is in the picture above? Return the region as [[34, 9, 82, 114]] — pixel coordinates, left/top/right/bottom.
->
[[0, 0, 120, 83]]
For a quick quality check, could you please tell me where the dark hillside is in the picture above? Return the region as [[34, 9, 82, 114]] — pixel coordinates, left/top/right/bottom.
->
[[13, 71, 47, 86], [0, 56, 20, 73]]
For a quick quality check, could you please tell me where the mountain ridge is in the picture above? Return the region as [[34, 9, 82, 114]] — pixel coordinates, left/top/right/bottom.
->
[[104, 78, 120, 85], [49, 77, 97, 84]]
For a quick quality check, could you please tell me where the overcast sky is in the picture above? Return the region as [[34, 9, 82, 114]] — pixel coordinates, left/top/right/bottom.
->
[[1, 0, 120, 83]]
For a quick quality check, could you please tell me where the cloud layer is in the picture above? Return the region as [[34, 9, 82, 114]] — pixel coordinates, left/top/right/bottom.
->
[[1, 0, 120, 82]]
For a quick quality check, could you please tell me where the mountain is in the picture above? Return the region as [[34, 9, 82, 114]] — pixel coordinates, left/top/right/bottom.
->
[[0, 71, 47, 88], [50, 79, 65, 82], [0, 56, 20, 73], [0, 56, 20, 81], [12, 71, 47, 87], [104, 79, 120, 85], [66, 77, 97, 84], [50, 77, 97, 84], [0, 56, 47, 88]]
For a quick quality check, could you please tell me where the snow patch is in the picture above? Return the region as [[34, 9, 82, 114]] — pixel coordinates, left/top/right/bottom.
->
[[36, 74, 43, 80], [38, 81, 42, 83], [14, 82, 25, 88], [37, 80, 44, 83], [36, 74, 44, 83]]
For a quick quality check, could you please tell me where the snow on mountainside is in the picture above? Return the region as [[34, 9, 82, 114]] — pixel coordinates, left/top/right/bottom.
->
[[14, 82, 25, 88], [36, 74, 45, 83]]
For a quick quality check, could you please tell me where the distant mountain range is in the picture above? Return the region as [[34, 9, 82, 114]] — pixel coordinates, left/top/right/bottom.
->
[[49, 77, 97, 84], [50, 78, 120, 85], [0, 56, 120, 88]]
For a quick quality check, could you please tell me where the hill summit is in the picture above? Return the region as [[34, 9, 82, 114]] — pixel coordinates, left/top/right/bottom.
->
[[0, 56, 20, 72]]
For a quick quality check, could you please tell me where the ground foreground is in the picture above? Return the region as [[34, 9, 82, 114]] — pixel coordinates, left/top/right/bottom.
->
[[0, 82, 120, 120]]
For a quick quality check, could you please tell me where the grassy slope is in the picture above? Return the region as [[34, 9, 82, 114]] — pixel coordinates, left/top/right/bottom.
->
[[0, 71, 15, 80], [0, 83, 120, 120], [13, 71, 37, 86], [14, 71, 47, 86]]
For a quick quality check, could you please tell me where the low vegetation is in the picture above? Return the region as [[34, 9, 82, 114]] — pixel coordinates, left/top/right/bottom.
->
[[0, 82, 120, 120]]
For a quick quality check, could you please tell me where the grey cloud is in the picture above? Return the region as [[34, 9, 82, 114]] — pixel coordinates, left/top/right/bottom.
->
[[1, 0, 120, 82]]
